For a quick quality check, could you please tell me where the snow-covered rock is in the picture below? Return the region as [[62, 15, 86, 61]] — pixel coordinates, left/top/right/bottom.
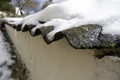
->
[[11, 0, 120, 41]]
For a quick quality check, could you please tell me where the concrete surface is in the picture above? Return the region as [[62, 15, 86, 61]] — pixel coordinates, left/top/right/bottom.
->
[[5, 25, 120, 80]]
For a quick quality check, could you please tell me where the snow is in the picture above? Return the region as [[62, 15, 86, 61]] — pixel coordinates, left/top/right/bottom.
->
[[0, 12, 7, 17], [0, 31, 15, 80], [4, 17, 23, 25], [11, 0, 120, 41], [52, 0, 66, 3]]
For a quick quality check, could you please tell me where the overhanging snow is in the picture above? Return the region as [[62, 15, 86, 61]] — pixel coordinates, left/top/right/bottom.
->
[[2, 0, 120, 49]]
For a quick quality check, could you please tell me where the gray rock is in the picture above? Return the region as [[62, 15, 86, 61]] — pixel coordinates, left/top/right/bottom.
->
[[63, 24, 102, 48]]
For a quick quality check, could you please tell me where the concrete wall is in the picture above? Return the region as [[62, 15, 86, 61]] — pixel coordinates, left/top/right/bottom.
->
[[5, 25, 120, 80]]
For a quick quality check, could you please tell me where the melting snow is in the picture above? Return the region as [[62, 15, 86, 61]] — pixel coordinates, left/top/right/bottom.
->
[[9, 0, 120, 41]]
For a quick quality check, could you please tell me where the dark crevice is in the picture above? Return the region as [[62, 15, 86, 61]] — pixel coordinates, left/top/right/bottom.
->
[[29, 29, 41, 36], [95, 49, 120, 59]]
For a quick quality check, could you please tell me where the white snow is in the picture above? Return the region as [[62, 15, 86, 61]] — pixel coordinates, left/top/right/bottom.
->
[[0, 12, 7, 17], [4, 17, 23, 25], [52, 0, 66, 3], [0, 31, 15, 80], [13, 0, 120, 41]]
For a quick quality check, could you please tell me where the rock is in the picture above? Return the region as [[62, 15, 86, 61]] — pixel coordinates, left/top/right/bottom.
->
[[63, 24, 102, 48]]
